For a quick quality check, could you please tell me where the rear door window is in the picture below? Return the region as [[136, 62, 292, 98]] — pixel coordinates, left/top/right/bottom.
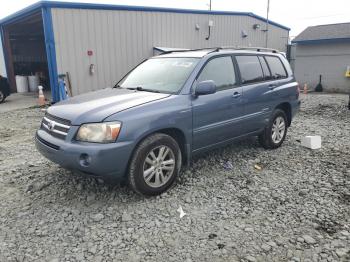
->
[[258, 56, 272, 81], [236, 56, 264, 84], [197, 56, 237, 91], [265, 56, 288, 79]]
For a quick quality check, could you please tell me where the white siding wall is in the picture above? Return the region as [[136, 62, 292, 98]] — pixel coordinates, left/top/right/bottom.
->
[[0, 37, 6, 77], [294, 43, 350, 93], [51, 8, 289, 95]]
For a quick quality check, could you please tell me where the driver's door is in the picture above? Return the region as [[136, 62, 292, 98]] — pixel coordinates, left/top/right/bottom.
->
[[191, 56, 244, 151]]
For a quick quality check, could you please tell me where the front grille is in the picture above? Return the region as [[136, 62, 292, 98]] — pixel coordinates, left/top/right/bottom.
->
[[41, 114, 71, 140], [46, 113, 71, 126]]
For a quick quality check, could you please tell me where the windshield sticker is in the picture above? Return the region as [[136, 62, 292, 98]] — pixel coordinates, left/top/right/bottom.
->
[[171, 61, 194, 68]]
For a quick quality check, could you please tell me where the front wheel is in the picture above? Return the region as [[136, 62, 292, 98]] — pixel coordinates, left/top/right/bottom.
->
[[259, 109, 288, 149], [128, 133, 182, 196]]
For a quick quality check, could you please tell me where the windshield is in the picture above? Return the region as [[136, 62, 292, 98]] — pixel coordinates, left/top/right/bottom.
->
[[118, 57, 199, 93]]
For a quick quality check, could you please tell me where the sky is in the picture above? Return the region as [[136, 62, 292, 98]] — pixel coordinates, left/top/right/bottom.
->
[[0, 0, 349, 38]]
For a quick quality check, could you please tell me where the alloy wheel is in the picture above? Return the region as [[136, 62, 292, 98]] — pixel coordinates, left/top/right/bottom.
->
[[271, 116, 286, 144], [143, 145, 176, 188]]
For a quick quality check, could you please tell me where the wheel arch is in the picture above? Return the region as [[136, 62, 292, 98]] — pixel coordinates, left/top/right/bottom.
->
[[156, 128, 188, 165], [275, 102, 292, 126], [126, 127, 189, 176]]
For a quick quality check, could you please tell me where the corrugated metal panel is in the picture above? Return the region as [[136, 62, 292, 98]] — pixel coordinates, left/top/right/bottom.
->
[[51, 8, 289, 95]]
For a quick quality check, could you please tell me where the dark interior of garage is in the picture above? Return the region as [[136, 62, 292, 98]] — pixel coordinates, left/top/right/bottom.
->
[[3, 12, 50, 93]]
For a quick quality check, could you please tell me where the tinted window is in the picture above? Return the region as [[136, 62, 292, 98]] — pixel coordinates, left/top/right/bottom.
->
[[265, 56, 287, 79], [236, 56, 264, 84], [197, 56, 236, 91], [259, 56, 272, 80]]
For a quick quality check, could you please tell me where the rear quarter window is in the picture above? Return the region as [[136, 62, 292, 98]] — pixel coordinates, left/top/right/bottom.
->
[[236, 56, 264, 84], [265, 56, 288, 79]]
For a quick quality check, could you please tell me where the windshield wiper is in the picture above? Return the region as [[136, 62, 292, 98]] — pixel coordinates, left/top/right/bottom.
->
[[126, 87, 160, 93]]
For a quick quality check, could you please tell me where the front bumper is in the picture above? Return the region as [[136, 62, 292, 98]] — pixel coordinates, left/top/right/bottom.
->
[[35, 129, 134, 178]]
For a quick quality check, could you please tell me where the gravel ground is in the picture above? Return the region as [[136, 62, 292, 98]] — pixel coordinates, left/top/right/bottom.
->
[[0, 93, 349, 262]]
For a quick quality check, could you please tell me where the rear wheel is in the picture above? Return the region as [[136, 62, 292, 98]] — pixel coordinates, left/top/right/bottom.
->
[[128, 133, 182, 196], [259, 109, 288, 149], [0, 90, 5, 103]]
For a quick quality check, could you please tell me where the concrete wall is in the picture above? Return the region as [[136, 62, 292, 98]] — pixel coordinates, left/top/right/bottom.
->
[[0, 36, 6, 77], [51, 8, 289, 95], [294, 42, 350, 93]]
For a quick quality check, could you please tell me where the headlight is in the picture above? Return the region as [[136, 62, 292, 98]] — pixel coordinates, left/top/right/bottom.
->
[[76, 122, 121, 143]]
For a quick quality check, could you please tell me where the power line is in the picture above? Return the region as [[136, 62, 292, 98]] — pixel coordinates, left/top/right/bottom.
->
[[299, 13, 349, 20]]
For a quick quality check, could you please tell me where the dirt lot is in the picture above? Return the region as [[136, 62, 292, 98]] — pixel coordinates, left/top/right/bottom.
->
[[0, 93, 349, 262]]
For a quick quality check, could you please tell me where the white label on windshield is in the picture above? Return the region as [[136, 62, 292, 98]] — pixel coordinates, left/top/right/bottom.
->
[[171, 61, 194, 68]]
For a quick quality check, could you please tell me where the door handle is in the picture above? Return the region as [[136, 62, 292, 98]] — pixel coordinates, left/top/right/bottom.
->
[[232, 92, 241, 98], [269, 84, 278, 90]]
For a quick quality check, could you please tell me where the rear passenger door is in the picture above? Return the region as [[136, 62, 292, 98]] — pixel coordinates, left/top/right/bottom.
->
[[235, 54, 290, 134], [192, 56, 244, 150], [264, 55, 290, 98], [235, 55, 274, 133]]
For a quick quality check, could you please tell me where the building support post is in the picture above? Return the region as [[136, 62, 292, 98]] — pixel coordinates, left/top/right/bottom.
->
[[42, 7, 59, 103]]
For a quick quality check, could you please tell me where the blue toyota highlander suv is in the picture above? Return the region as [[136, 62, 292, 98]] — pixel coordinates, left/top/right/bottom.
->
[[36, 47, 300, 195]]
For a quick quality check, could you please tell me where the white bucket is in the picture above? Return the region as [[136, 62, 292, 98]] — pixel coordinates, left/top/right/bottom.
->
[[28, 75, 40, 92], [16, 75, 29, 93]]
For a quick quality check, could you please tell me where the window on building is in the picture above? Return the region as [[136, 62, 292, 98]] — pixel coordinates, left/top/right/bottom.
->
[[236, 56, 264, 84], [197, 56, 236, 91], [265, 56, 287, 79]]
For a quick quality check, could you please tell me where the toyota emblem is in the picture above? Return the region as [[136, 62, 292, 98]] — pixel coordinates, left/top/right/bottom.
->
[[47, 121, 55, 131]]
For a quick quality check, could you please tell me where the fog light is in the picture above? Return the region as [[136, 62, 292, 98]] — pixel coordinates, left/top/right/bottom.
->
[[79, 153, 91, 167]]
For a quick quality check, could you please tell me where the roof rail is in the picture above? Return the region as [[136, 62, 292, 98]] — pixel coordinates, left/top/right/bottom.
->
[[159, 47, 218, 54], [157, 46, 280, 55], [216, 46, 279, 53]]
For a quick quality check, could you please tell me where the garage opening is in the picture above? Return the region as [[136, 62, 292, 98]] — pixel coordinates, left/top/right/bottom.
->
[[3, 12, 50, 95]]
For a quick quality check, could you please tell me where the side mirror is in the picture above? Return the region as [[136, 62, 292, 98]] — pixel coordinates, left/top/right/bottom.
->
[[195, 80, 216, 96]]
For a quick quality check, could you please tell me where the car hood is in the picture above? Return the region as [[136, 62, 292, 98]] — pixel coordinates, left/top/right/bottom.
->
[[47, 88, 170, 125]]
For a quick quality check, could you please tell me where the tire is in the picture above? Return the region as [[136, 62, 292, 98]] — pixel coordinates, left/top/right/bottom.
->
[[0, 90, 5, 103], [128, 133, 182, 196], [259, 109, 288, 149]]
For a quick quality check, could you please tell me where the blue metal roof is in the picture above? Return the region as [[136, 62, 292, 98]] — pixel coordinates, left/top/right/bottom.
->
[[0, 1, 290, 31]]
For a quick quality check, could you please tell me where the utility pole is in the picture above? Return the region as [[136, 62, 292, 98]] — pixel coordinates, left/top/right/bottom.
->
[[209, 0, 212, 11], [265, 0, 270, 48]]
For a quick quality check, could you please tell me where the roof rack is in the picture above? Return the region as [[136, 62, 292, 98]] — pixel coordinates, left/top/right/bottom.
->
[[158, 46, 280, 55], [160, 47, 217, 54], [215, 46, 279, 53]]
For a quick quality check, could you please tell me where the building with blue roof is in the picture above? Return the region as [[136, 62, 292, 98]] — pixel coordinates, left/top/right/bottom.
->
[[0, 1, 290, 101]]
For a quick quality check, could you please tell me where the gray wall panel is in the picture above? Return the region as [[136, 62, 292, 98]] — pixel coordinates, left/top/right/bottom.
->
[[294, 43, 350, 93], [52, 8, 288, 95]]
